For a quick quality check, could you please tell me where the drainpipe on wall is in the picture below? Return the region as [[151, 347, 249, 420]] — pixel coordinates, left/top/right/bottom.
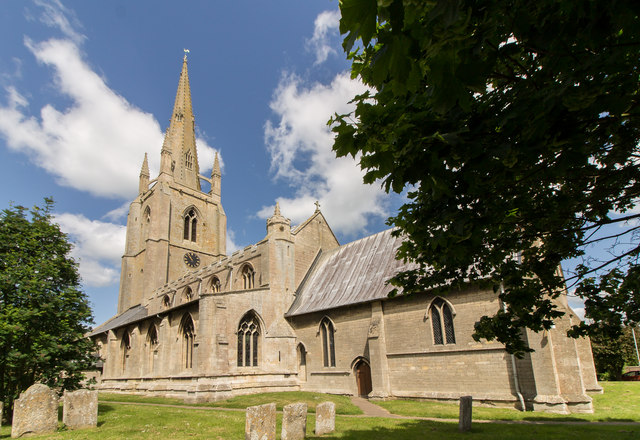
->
[[501, 283, 526, 411]]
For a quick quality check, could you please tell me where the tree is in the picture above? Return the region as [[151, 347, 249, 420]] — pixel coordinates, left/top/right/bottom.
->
[[0, 199, 95, 420], [590, 326, 638, 380], [331, 0, 640, 355]]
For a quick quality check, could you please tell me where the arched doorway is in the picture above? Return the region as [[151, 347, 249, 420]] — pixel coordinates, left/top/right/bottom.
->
[[354, 359, 372, 397]]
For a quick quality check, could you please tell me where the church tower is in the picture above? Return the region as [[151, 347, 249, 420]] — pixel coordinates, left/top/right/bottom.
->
[[117, 55, 227, 313]]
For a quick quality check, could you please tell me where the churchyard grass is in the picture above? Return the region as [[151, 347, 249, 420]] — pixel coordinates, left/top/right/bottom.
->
[[99, 390, 362, 414], [1, 403, 640, 440], [375, 381, 640, 422]]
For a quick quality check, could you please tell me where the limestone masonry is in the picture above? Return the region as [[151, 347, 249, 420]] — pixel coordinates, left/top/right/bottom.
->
[[89, 55, 601, 413]]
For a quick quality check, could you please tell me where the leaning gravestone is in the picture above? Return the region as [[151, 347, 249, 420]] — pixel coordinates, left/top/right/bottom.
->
[[315, 401, 336, 435], [63, 389, 98, 429], [459, 395, 473, 432], [281, 402, 307, 440], [11, 384, 59, 438], [245, 402, 276, 440]]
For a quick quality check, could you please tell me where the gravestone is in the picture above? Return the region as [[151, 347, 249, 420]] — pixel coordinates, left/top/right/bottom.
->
[[315, 401, 335, 435], [11, 384, 59, 438], [459, 395, 473, 432], [281, 402, 307, 440], [63, 389, 98, 429], [245, 402, 276, 440]]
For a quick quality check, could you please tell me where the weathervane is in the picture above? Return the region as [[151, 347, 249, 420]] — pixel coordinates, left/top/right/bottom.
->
[[183, 48, 190, 60]]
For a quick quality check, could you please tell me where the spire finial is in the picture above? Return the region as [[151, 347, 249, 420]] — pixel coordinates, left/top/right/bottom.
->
[[183, 48, 190, 61], [314, 200, 321, 212], [274, 201, 281, 216]]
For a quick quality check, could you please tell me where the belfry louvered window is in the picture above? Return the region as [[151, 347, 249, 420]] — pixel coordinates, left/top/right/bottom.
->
[[183, 208, 197, 242], [185, 151, 193, 170], [320, 317, 336, 367], [430, 298, 456, 345]]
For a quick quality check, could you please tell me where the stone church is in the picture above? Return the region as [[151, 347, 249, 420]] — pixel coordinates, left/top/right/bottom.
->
[[90, 56, 601, 413]]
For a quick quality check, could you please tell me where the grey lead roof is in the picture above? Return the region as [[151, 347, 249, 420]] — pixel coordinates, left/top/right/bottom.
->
[[286, 228, 415, 317], [88, 304, 148, 337]]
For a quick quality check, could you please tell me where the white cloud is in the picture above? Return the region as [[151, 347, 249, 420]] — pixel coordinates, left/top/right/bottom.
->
[[0, 37, 165, 199], [263, 72, 389, 236], [0, 0, 220, 201], [306, 10, 341, 65], [55, 213, 126, 287], [103, 202, 130, 222], [226, 229, 242, 253], [34, 0, 85, 45]]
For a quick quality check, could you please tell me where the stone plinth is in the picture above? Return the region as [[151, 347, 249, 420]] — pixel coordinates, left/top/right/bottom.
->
[[459, 395, 472, 432], [63, 389, 98, 429], [11, 384, 59, 438], [281, 402, 307, 440], [245, 402, 276, 440], [315, 401, 335, 435]]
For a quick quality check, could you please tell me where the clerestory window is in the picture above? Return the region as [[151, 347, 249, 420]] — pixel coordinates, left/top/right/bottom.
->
[[241, 264, 255, 289]]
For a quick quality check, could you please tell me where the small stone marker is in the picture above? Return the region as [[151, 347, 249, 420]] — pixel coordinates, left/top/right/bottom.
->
[[245, 402, 276, 440], [459, 395, 473, 432], [11, 383, 59, 438], [315, 401, 336, 435], [63, 389, 98, 430], [281, 402, 307, 440]]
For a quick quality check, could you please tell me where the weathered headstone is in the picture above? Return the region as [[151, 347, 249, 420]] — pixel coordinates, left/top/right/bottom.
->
[[281, 402, 307, 440], [11, 384, 59, 438], [63, 389, 98, 430], [459, 395, 473, 432], [315, 401, 335, 435], [245, 402, 276, 440]]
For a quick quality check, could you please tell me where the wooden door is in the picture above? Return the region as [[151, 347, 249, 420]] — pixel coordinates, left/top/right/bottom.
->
[[355, 360, 372, 397]]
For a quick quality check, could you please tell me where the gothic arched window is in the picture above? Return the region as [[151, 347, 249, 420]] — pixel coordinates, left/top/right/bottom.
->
[[185, 151, 193, 170], [162, 294, 171, 308], [147, 324, 159, 373], [183, 208, 197, 242], [183, 286, 193, 302], [210, 276, 221, 293], [181, 314, 195, 369], [237, 313, 260, 367], [121, 330, 132, 373], [430, 298, 456, 345], [320, 317, 336, 367], [241, 264, 255, 289]]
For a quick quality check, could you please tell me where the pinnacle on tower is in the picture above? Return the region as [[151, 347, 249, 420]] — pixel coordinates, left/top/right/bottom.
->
[[211, 152, 221, 197], [139, 153, 150, 194], [274, 201, 281, 216]]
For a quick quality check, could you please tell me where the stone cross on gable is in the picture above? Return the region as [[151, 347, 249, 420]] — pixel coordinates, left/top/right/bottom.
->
[[314, 201, 321, 212]]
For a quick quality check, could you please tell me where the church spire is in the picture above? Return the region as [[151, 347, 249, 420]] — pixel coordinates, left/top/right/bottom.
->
[[139, 153, 150, 194], [158, 53, 201, 190]]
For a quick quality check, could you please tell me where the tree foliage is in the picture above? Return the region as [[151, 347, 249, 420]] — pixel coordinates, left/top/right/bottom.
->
[[331, 0, 640, 355], [590, 326, 639, 380], [0, 199, 95, 419]]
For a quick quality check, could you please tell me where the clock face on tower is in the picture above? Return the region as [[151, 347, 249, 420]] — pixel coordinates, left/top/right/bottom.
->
[[183, 252, 200, 268]]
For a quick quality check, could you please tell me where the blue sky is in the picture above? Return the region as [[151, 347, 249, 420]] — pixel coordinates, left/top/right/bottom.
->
[[0, 0, 609, 327], [0, 0, 407, 325]]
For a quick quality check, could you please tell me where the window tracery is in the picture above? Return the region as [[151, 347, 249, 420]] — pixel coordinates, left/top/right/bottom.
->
[[181, 314, 195, 369], [237, 313, 260, 367], [210, 276, 221, 293], [183, 208, 197, 242], [430, 298, 456, 345], [320, 317, 336, 367], [241, 264, 255, 289]]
